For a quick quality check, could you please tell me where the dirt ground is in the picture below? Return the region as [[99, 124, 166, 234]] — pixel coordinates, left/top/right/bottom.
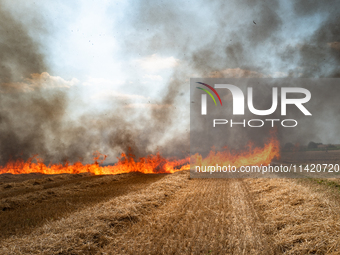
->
[[1, 171, 340, 254]]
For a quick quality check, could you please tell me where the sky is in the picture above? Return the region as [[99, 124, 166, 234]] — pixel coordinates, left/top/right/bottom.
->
[[0, 0, 339, 163], [0, 0, 328, 101], [1, 0, 183, 108]]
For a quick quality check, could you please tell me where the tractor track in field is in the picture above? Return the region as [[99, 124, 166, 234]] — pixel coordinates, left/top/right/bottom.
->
[[104, 178, 274, 254]]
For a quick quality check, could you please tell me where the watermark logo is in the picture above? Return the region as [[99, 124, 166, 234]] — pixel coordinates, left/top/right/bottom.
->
[[198, 83, 312, 116], [196, 82, 222, 115], [195, 81, 312, 128], [190, 78, 338, 179]]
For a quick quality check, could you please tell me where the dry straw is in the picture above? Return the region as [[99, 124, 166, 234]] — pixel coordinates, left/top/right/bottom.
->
[[0, 171, 188, 254]]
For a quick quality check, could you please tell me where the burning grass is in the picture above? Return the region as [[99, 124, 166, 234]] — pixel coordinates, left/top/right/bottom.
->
[[191, 131, 280, 169], [0, 151, 190, 175], [0, 133, 280, 177]]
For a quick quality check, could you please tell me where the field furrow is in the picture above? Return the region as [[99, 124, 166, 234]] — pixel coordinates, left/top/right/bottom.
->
[[103, 178, 274, 254]]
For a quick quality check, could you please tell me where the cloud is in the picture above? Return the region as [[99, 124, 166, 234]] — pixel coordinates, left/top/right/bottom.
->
[[0, 72, 79, 93], [92, 90, 148, 101], [142, 74, 163, 81], [271, 71, 288, 78], [135, 54, 179, 72], [210, 68, 291, 78], [82, 77, 125, 87], [124, 103, 172, 109], [209, 68, 266, 78]]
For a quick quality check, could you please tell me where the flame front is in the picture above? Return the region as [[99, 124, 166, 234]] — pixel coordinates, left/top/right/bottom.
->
[[0, 152, 190, 175], [0, 134, 280, 175], [191, 132, 280, 169]]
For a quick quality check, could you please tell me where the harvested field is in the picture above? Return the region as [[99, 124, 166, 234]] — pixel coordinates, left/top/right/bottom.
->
[[0, 172, 165, 240], [247, 178, 340, 254], [280, 150, 340, 164], [1, 171, 340, 254], [105, 177, 274, 254]]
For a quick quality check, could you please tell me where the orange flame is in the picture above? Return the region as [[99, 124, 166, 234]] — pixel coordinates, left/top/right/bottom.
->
[[0, 133, 280, 176], [191, 132, 280, 169], [0, 151, 190, 175]]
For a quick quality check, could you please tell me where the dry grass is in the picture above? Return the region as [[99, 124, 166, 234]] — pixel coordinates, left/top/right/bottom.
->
[[0, 172, 78, 184], [0, 172, 164, 240], [100, 178, 274, 255], [2, 171, 340, 254], [246, 178, 340, 254], [0, 171, 188, 254], [0, 173, 94, 196]]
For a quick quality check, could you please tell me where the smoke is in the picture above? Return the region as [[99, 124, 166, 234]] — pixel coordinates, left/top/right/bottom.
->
[[0, 2, 69, 164], [0, 5, 45, 84], [123, 0, 340, 151], [0, 0, 189, 165], [1, 0, 340, 166]]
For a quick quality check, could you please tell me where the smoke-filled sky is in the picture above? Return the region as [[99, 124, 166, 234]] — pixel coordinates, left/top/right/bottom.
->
[[0, 0, 339, 164]]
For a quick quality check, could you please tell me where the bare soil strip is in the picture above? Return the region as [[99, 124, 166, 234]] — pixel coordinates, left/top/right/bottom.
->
[[0, 172, 165, 240]]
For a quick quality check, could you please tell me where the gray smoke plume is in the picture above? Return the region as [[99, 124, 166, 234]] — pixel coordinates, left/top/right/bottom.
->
[[0, 1, 190, 165], [1, 0, 340, 166], [0, 3, 68, 164], [123, 0, 340, 151]]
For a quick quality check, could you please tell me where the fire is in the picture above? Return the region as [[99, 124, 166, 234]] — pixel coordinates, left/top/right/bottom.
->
[[0, 151, 190, 175], [0, 133, 280, 176], [191, 132, 280, 169]]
